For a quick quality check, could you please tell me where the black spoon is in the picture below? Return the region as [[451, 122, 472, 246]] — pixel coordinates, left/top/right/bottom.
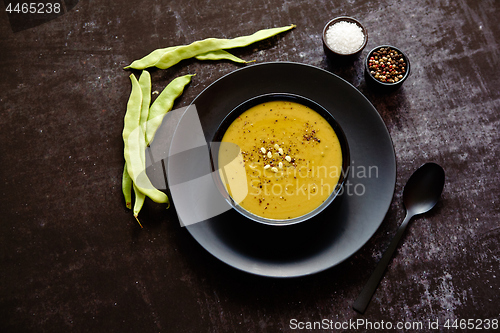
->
[[353, 162, 445, 314]]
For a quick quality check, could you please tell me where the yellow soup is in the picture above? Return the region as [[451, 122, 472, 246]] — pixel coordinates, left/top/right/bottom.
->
[[219, 100, 343, 220]]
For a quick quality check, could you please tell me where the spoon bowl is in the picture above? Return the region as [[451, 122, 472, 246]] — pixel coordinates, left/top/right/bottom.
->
[[403, 162, 446, 216]]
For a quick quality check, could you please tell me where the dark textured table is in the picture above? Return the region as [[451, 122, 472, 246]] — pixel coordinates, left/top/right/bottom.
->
[[1, 0, 499, 332]]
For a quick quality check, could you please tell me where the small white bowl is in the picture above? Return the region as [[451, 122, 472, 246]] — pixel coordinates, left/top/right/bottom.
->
[[322, 16, 368, 58]]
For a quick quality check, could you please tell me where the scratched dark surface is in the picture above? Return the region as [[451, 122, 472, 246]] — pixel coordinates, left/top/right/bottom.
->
[[1, 0, 499, 332]]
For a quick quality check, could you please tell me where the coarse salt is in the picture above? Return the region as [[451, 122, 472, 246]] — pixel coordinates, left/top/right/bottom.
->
[[325, 21, 364, 54]]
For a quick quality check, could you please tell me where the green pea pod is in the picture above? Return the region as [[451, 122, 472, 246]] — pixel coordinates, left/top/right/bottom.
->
[[126, 48, 248, 69], [131, 70, 152, 225], [154, 25, 295, 69], [125, 46, 178, 70], [125, 24, 295, 70], [146, 74, 194, 145], [133, 183, 145, 227], [123, 74, 169, 204], [195, 49, 250, 63], [122, 163, 132, 209]]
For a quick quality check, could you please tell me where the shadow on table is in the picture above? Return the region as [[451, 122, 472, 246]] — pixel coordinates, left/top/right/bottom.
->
[[323, 53, 413, 132]]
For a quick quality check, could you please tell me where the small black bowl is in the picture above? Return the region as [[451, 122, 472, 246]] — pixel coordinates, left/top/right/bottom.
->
[[322, 16, 368, 60], [210, 93, 350, 227], [365, 45, 410, 92]]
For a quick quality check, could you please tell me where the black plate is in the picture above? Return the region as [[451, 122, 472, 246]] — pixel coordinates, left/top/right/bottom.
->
[[167, 62, 396, 278]]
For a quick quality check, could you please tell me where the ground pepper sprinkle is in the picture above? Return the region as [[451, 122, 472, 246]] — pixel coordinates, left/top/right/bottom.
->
[[368, 47, 407, 83]]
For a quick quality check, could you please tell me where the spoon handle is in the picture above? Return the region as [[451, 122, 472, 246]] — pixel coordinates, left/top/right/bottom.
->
[[353, 212, 413, 314]]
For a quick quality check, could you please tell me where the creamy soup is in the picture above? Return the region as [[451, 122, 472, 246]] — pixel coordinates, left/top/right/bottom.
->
[[218, 100, 343, 220]]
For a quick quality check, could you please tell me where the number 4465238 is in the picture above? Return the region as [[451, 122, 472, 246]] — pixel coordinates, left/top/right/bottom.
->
[[444, 318, 498, 330], [5, 3, 61, 14]]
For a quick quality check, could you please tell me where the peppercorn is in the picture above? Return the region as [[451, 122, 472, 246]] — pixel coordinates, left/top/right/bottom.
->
[[367, 47, 407, 83]]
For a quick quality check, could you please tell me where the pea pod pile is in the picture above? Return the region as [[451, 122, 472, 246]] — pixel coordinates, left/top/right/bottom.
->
[[122, 73, 193, 226], [122, 24, 295, 226]]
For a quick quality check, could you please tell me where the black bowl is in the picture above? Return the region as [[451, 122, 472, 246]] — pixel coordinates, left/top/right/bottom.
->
[[322, 16, 368, 60], [210, 93, 350, 226], [365, 45, 411, 91]]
